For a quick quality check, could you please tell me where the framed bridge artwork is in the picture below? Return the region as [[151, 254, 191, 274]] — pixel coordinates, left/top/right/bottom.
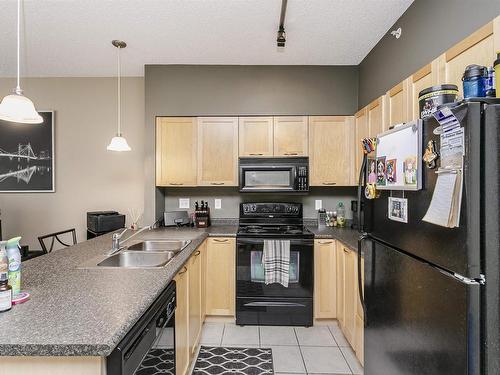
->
[[0, 111, 55, 192]]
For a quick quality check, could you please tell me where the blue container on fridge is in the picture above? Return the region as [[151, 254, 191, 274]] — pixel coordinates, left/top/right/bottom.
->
[[462, 64, 487, 98]]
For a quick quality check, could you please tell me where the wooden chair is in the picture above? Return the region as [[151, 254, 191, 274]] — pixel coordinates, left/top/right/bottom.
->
[[38, 228, 77, 254]]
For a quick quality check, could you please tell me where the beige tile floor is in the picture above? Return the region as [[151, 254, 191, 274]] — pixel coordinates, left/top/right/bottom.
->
[[197, 321, 363, 375]]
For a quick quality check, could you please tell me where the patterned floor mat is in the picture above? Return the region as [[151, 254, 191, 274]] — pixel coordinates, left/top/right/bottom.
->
[[135, 348, 175, 375], [193, 346, 274, 375]]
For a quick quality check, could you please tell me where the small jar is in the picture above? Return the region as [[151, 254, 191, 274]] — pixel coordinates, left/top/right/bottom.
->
[[0, 272, 12, 312], [462, 64, 488, 98], [337, 203, 346, 228]]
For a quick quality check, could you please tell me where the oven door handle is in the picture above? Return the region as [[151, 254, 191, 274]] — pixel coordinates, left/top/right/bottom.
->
[[244, 301, 306, 307], [237, 238, 312, 245]]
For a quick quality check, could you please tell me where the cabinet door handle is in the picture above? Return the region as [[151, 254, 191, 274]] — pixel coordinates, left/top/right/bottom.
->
[[322, 182, 337, 185], [284, 152, 298, 156], [318, 240, 333, 244], [169, 182, 184, 186], [249, 153, 263, 156], [213, 238, 229, 243], [210, 182, 225, 185], [194, 250, 201, 256], [178, 266, 188, 275], [343, 248, 350, 254]]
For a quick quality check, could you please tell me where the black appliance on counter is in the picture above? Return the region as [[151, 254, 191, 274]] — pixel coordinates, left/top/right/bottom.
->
[[236, 202, 314, 326], [239, 157, 309, 193], [358, 99, 500, 374], [87, 211, 125, 239], [107, 281, 176, 375]]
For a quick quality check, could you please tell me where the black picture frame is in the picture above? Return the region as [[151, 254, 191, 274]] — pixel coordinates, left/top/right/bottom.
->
[[0, 111, 55, 192]]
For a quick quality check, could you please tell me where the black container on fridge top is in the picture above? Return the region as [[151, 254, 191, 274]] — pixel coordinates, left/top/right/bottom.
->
[[418, 84, 458, 119]]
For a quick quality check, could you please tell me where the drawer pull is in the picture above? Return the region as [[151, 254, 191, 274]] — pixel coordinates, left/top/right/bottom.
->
[[169, 182, 183, 185], [343, 248, 350, 253], [319, 241, 333, 244], [213, 238, 229, 243], [322, 182, 336, 185], [178, 266, 187, 275], [284, 152, 298, 156], [194, 250, 201, 256], [210, 182, 225, 185], [249, 153, 263, 156]]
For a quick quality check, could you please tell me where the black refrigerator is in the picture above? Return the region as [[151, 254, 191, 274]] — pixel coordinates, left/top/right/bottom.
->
[[358, 99, 500, 375]]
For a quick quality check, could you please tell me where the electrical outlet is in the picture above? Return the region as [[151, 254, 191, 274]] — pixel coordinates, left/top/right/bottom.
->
[[315, 200, 323, 210], [214, 199, 222, 209], [179, 198, 190, 209]]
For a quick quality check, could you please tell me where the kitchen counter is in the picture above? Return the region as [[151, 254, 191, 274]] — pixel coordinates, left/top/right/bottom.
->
[[0, 226, 235, 357], [306, 225, 361, 254]]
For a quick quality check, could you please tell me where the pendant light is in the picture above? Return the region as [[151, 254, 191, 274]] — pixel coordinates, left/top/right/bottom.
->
[[107, 40, 131, 152], [0, 0, 43, 124]]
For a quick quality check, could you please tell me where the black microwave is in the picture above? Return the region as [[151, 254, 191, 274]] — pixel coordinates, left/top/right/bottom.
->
[[239, 157, 309, 193]]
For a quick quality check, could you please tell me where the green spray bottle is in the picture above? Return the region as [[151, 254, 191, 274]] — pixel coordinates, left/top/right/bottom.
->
[[6, 237, 22, 296]]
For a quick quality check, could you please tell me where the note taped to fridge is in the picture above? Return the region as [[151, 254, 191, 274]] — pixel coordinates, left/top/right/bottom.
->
[[422, 169, 463, 228]]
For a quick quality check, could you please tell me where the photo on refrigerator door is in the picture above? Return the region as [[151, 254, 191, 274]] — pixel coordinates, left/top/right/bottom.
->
[[367, 157, 377, 184], [386, 159, 397, 184], [388, 197, 408, 223], [376, 156, 386, 186]]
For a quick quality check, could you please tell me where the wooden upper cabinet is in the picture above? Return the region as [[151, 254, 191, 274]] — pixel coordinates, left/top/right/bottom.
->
[[384, 81, 408, 129], [435, 21, 495, 97], [309, 116, 355, 186], [156, 117, 197, 187], [367, 96, 384, 137], [197, 117, 239, 186], [239, 117, 274, 157], [354, 108, 369, 177], [273, 116, 308, 156], [407, 64, 437, 121], [314, 239, 337, 319]]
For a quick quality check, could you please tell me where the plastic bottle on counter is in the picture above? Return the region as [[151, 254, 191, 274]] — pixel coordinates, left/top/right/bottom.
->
[[6, 237, 22, 297], [0, 272, 12, 312], [0, 241, 8, 275], [337, 203, 346, 228]]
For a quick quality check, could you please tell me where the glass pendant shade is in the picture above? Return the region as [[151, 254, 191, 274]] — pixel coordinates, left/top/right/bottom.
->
[[0, 92, 43, 124], [107, 134, 131, 151]]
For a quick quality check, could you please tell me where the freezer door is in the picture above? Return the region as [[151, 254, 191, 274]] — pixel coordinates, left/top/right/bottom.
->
[[368, 102, 481, 278], [364, 239, 481, 375]]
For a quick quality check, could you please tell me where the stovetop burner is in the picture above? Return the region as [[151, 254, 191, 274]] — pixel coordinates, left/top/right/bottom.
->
[[238, 224, 312, 237]]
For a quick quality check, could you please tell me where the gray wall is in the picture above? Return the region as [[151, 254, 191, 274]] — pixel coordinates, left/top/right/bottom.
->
[[164, 187, 357, 220], [358, 0, 500, 108], [0, 77, 145, 248], [145, 65, 359, 223]]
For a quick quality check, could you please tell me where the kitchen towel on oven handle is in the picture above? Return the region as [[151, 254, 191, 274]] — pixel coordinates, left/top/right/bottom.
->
[[262, 240, 290, 287]]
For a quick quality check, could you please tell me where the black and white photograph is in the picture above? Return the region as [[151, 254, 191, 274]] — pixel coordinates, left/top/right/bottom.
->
[[0, 111, 54, 192], [388, 196, 408, 223]]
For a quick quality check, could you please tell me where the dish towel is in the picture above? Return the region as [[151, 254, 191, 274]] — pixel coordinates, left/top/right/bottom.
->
[[262, 240, 291, 287]]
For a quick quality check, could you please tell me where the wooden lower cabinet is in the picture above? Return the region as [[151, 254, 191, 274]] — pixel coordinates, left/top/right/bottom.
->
[[336, 242, 345, 327], [314, 239, 337, 319], [354, 256, 365, 365], [205, 237, 236, 316], [188, 248, 203, 355], [342, 246, 356, 346], [174, 265, 190, 375]]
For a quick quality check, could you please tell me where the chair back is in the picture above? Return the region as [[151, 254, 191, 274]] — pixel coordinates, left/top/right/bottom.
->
[[38, 228, 77, 253]]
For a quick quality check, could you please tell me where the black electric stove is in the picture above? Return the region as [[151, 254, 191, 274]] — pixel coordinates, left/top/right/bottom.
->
[[236, 203, 314, 326]]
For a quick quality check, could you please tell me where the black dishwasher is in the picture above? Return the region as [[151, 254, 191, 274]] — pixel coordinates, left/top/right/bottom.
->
[[107, 281, 176, 375]]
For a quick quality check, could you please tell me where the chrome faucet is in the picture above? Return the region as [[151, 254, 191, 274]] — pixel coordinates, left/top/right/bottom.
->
[[108, 225, 151, 256]]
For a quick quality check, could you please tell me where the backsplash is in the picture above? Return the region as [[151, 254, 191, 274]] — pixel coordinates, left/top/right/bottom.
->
[[163, 187, 357, 219]]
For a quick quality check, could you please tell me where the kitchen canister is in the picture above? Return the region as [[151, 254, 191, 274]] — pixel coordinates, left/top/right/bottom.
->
[[418, 85, 459, 119], [462, 64, 488, 98]]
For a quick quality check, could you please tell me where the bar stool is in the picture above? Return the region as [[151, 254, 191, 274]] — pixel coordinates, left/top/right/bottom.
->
[[38, 228, 77, 254]]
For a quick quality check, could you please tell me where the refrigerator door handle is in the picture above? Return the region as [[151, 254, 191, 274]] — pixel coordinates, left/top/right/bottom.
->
[[358, 235, 368, 324], [451, 272, 485, 285]]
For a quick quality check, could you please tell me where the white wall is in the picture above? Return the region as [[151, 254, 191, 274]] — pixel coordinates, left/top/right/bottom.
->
[[0, 77, 145, 249]]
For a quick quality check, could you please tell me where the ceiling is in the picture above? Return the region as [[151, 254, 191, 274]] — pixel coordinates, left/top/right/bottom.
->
[[0, 0, 413, 77]]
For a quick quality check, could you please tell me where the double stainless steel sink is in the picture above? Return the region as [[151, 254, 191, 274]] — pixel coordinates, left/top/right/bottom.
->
[[90, 240, 191, 269]]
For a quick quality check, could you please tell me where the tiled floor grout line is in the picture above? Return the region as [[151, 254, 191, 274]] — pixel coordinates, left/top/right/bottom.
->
[[294, 327, 309, 374], [327, 325, 341, 347], [338, 346, 355, 375], [220, 323, 226, 346]]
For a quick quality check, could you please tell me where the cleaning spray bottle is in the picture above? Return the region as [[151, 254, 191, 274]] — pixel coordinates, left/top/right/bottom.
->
[[6, 237, 22, 297], [0, 241, 8, 275]]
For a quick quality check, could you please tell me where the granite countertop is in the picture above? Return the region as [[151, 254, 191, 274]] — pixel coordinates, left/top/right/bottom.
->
[[0, 225, 236, 357], [306, 225, 362, 254]]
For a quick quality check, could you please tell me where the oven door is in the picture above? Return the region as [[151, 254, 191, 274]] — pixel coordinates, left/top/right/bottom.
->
[[236, 237, 313, 298], [239, 165, 296, 192]]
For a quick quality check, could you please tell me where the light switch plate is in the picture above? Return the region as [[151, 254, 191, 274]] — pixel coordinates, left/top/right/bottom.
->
[[179, 198, 190, 209], [214, 199, 222, 209], [315, 200, 323, 210]]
